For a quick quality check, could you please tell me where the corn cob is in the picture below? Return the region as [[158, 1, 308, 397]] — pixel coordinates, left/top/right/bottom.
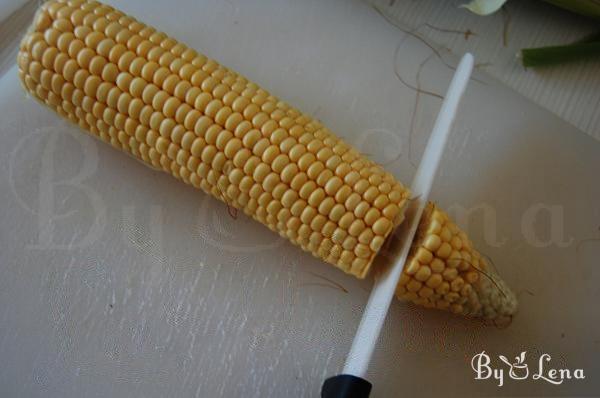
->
[[17, 0, 410, 279], [17, 0, 517, 322], [398, 203, 517, 323]]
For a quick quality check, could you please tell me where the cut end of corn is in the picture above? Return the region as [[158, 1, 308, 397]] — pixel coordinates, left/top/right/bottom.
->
[[17, 0, 410, 279], [397, 203, 518, 323]]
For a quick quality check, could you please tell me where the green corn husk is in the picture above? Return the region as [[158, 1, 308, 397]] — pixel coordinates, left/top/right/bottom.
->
[[461, 0, 600, 66], [521, 41, 600, 67], [542, 0, 600, 20], [521, 29, 600, 67], [462, 0, 600, 19]]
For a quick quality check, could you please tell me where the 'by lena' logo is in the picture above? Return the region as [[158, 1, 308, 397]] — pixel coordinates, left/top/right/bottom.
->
[[471, 351, 585, 387]]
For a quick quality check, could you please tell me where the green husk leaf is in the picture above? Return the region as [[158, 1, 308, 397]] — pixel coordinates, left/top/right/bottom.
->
[[575, 30, 600, 43], [521, 41, 600, 67], [542, 0, 600, 20], [460, 0, 508, 15]]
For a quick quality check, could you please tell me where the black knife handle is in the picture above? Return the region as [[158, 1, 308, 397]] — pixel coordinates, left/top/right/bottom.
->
[[321, 374, 372, 398]]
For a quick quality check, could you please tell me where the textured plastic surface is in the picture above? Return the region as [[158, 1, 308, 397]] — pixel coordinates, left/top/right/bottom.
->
[[0, 0, 599, 397]]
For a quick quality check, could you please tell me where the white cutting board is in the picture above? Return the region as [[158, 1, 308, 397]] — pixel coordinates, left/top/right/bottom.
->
[[0, 0, 598, 397]]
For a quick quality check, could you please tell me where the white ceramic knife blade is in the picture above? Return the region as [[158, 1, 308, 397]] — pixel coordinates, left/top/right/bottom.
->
[[343, 53, 475, 378]]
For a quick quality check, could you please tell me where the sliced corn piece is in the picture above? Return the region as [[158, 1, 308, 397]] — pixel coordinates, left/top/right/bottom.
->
[[396, 203, 518, 323]]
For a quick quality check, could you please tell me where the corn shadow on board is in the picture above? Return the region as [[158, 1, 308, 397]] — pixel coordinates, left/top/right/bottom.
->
[[0, 0, 599, 397]]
